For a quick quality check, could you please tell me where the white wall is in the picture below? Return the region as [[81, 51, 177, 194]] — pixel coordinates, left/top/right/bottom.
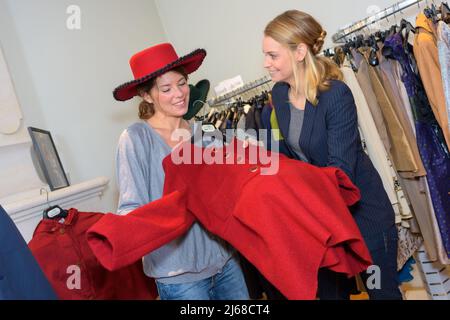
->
[[155, 0, 420, 93], [0, 0, 167, 212]]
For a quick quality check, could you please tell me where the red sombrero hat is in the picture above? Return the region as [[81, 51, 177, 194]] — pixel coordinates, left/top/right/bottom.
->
[[113, 43, 206, 101]]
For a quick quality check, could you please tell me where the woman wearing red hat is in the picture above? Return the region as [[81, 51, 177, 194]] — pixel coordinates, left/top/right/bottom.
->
[[113, 43, 249, 300]]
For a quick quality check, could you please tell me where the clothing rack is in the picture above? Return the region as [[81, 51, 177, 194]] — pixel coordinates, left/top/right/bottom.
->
[[332, 0, 424, 43], [331, 0, 450, 300], [414, 245, 450, 300], [207, 76, 272, 107]]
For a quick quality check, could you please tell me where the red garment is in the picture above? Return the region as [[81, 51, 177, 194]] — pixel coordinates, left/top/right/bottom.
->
[[87, 139, 372, 299], [28, 209, 157, 300]]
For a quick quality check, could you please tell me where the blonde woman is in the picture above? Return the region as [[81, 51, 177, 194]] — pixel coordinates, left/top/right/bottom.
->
[[263, 10, 401, 300]]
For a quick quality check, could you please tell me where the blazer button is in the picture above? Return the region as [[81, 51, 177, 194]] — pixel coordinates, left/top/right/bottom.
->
[[59, 228, 65, 235], [249, 165, 259, 173]]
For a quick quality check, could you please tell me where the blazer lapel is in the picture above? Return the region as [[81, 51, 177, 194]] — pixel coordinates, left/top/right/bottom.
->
[[272, 82, 300, 159], [272, 82, 320, 161], [299, 99, 317, 160], [272, 82, 291, 140]]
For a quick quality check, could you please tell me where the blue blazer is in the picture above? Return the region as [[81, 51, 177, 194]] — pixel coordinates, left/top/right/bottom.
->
[[0, 205, 57, 300], [270, 80, 395, 248]]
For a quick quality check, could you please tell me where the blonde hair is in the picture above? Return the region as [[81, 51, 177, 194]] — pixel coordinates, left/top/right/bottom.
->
[[264, 10, 342, 105]]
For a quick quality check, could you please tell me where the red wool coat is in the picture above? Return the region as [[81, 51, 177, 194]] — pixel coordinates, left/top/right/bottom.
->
[[87, 139, 372, 299], [29, 209, 157, 300]]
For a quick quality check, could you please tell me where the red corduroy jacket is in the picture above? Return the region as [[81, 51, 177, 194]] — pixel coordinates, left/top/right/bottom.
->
[[87, 139, 372, 299], [29, 209, 157, 300]]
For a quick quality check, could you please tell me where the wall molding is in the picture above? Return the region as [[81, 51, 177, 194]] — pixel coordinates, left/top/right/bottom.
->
[[2, 176, 109, 224]]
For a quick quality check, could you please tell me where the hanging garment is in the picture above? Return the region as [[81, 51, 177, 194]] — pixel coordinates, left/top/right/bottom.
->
[[437, 21, 450, 131], [396, 225, 423, 271], [342, 62, 422, 270], [28, 209, 157, 300], [397, 175, 440, 261], [352, 49, 392, 153], [341, 61, 412, 225], [86, 139, 373, 300], [413, 13, 450, 150], [375, 46, 437, 260], [393, 61, 417, 136], [245, 105, 257, 132], [0, 205, 57, 300], [412, 120, 450, 257], [385, 53, 441, 261], [385, 32, 450, 257], [377, 48, 427, 179], [424, 179, 450, 265], [254, 104, 263, 133], [360, 47, 423, 174]]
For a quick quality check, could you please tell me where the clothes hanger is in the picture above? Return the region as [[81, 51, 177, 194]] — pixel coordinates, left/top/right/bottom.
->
[[253, 89, 266, 109], [330, 46, 344, 66], [387, 8, 400, 36], [261, 90, 269, 104], [380, 7, 391, 37], [379, 6, 410, 57], [357, 23, 377, 66], [373, 29, 386, 43], [424, 1, 439, 23], [323, 48, 334, 58], [231, 106, 241, 129], [354, 34, 365, 49], [399, 18, 416, 34], [196, 105, 219, 135], [367, 35, 380, 66], [342, 39, 358, 72], [390, 5, 414, 54], [442, 2, 450, 12], [378, 9, 394, 41], [41, 188, 68, 220], [192, 100, 210, 122], [440, 2, 450, 22]]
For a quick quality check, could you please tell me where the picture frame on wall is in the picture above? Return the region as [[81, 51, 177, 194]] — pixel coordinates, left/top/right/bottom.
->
[[27, 127, 70, 191]]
